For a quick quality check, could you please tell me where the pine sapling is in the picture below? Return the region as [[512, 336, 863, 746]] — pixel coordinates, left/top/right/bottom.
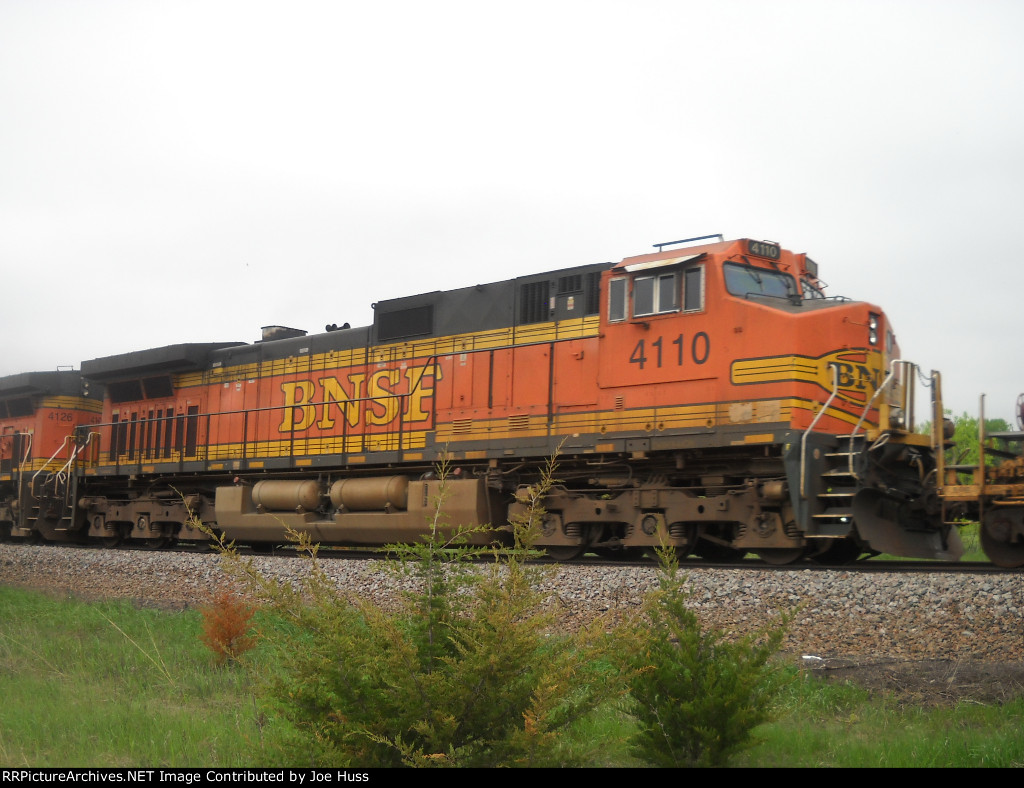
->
[[199, 588, 258, 666]]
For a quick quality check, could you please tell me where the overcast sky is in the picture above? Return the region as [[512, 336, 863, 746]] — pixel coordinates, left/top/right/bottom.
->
[[1, 0, 1021, 423]]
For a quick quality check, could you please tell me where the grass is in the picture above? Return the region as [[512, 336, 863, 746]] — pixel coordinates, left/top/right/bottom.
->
[[0, 587, 287, 767], [956, 521, 986, 561], [0, 586, 1020, 768], [736, 669, 1024, 767]]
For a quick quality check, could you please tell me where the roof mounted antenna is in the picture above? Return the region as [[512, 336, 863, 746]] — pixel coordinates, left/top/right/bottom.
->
[[653, 234, 724, 251]]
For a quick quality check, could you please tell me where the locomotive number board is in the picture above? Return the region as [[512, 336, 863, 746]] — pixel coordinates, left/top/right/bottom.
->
[[747, 240, 781, 260]]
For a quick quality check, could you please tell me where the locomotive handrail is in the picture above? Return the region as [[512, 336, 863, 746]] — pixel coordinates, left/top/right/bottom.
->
[[32, 431, 101, 503], [653, 234, 723, 250], [930, 370, 945, 494], [17, 431, 32, 474], [124, 352, 453, 472], [30, 435, 75, 498], [846, 358, 911, 481], [800, 364, 839, 499], [86, 340, 563, 474], [978, 393, 987, 507], [94, 389, 419, 472], [14, 431, 32, 512], [54, 431, 99, 479]]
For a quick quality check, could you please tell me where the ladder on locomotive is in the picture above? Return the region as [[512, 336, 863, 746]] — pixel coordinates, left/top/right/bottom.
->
[[798, 365, 857, 535], [26, 433, 98, 533], [810, 437, 864, 533], [801, 359, 924, 534]]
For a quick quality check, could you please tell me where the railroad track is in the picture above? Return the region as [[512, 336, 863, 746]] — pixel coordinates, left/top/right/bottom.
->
[[12, 538, 1012, 575], [2, 542, 1020, 665]]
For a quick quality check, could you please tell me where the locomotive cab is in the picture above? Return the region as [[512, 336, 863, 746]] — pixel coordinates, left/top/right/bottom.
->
[[599, 236, 894, 435], [579, 236, 960, 563], [0, 371, 102, 542]]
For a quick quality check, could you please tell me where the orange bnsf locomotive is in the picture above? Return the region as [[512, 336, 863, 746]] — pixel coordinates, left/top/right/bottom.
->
[[0, 372, 103, 540], [1, 235, 1021, 566]]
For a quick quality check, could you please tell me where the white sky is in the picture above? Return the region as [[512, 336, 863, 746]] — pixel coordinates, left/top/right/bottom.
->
[[1, 0, 1022, 423]]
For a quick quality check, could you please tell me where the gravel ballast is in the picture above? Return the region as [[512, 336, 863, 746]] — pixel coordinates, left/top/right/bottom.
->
[[1, 543, 1021, 663]]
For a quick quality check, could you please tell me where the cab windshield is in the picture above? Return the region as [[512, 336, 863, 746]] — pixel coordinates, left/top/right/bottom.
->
[[724, 262, 799, 301], [801, 276, 826, 299]]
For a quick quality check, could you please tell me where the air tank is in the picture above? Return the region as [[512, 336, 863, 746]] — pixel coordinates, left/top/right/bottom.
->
[[251, 480, 322, 513], [330, 476, 410, 511]]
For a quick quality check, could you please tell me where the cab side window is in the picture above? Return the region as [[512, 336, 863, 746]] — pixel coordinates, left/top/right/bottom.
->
[[609, 267, 704, 322], [608, 277, 628, 322], [683, 266, 704, 312], [634, 272, 678, 317]]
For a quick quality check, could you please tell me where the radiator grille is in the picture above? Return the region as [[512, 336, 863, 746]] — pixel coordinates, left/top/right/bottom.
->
[[508, 415, 531, 431], [519, 281, 550, 324]]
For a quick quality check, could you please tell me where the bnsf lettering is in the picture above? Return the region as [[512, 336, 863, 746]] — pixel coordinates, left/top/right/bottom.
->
[[278, 364, 440, 433], [630, 333, 710, 370], [828, 361, 879, 391]]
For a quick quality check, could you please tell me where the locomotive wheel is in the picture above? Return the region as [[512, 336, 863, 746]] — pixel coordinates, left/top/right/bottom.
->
[[809, 537, 864, 566], [595, 546, 646, 560], [142, 536, 171, 550], [542, 545, 586, 561], [981, 512, 1024, 569], [100, 528, 124, 549], [640, 546, 694, 563], [754, 547, 806, 566], [693, 540, 747, 562]]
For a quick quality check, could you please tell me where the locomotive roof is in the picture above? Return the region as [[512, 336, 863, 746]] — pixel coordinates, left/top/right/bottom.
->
[[210, 259, 613, 365], [0, 369, 87, 399], [614, 237, 763, 272], [81, 342, 246, 382], [77, 237, 824, 380]]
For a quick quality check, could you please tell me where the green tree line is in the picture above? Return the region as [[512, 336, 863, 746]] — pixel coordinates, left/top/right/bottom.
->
[[920, 411, 1011, 468]]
